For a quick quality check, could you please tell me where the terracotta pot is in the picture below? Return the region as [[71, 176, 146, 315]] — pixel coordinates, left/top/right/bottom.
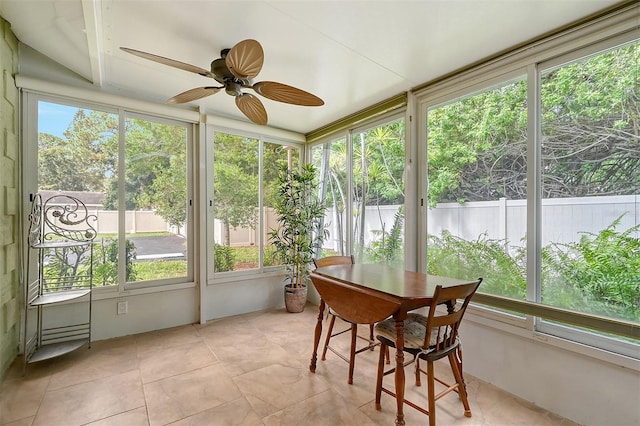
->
[[284, 284, 307, 313]]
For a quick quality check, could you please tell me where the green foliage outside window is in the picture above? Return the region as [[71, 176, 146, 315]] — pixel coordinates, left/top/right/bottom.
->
[[365, 207, 405, 267], [427, 215, 639, 322], [93, 239, 137, 285], [213, 243, 234, 272], [427, 231, 527, 300], [542, 216, 640, 321]]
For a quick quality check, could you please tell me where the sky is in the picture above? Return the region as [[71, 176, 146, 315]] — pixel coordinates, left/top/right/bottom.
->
[[38, 101, 79, 138]]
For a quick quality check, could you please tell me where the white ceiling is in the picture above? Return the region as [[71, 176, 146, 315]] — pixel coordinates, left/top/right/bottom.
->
[[0, 0, 623, 134]]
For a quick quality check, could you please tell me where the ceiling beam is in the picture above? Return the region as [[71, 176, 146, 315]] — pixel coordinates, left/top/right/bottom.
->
[[81, 0, 103, 86]]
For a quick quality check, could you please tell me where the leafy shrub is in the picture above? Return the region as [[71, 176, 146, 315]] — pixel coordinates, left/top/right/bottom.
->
[[427, 215, 639, 322], [541, 215, 640, 320], [426, 230, 527, 299], [94, 238, 137, 285], [214, 243, 234, 272], [365, 207, 405, 267], [43, 245, 92, 290]]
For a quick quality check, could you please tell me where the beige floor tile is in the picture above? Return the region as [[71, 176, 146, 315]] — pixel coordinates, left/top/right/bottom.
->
[[144, 364, 242, 426], [1, 306, 579, 426], [263, 389, 377, 426], [197, 318, 262, 347], [32, 369, 145, 426], [46, 344, 140, 391], [136, 325, 202, 354], [138, 341, 218, 384], [171, 397, 262, 426], [0, 375, 49, 424], [85, 407, 149, 426], [1, 417, 35, 426], [233, 364, 331, 418], [206, 334, 302, 377], [310, 356, 379, 408]]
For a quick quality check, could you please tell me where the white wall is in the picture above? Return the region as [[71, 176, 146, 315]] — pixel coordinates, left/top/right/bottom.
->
[[202, 274, 285, 321], [43, 276, 287, 341], [91, 288, 198, 340], [460, 316, 640, 426]]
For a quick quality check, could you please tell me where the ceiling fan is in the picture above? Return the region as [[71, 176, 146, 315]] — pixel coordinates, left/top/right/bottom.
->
[[121, 39, 324, 125]]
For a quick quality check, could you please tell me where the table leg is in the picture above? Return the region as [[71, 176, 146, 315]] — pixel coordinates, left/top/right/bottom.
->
[[394, 317, 406, 426], [310, 299, 325, 373]]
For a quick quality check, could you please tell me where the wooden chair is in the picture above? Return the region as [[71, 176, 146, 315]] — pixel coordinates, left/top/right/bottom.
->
[[374, 278, 482, 426], [312, 255, 388, 384]]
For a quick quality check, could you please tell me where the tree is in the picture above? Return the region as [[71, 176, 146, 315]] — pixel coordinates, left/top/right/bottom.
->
[[103, 118, 187, 221], [426, 42, 639, 205], [126, 119, 188, 227], [39, 109, 117, 192], [213, 133, 260, 246], [212, 133, 293, 248]]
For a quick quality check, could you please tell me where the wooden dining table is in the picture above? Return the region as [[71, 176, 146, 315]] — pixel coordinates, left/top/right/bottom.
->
[[309, 263, 477, 426]]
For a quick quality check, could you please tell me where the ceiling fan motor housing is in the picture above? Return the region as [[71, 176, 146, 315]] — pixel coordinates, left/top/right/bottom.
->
[[225, 82, 243, 97], [210, 57, 235, 84]]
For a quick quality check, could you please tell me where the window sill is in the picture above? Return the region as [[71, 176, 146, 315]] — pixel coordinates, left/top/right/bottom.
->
[[92, 281, 196, 300], [465, 309, 640, 371]]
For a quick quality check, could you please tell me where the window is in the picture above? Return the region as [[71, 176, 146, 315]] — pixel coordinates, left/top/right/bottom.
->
[[419, 35, 639, 356], [211, 130, 299, 274], [538, 42, 639, 347], [352, 119, 406, 266], [311, 116, 406, 266], [310, 136, 348, 256], [426, 79, 528, 301], [123, 115, 191, 284], [34, 98, 193, 289]]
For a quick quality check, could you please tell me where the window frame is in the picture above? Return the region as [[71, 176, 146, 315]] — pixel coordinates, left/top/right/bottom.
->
[[205, 124, 305, 284], [413, 12, 640, 357], [307, 110, 408, 265], [23, 92, 197, 295]]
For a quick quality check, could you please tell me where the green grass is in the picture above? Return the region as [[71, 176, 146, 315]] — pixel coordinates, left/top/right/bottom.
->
[[97, 231, 175, 239], [133, 259, 187, 280]]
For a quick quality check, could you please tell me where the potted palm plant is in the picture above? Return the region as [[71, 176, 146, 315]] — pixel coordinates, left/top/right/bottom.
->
[[268, 163, 328, 312]]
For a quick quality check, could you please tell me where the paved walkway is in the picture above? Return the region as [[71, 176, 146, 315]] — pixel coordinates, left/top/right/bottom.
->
[[128, 234, 186, 260]]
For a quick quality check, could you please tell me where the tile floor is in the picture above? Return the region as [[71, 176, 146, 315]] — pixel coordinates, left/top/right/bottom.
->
[[1, 305, 578, 426]]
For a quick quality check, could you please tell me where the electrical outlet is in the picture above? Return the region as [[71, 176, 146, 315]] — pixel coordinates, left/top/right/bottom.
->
[[117, 301, 128, 315]]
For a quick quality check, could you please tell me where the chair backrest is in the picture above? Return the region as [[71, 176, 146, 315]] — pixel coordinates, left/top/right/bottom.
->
[[422, 278, 482, 353], [313, 255, 355, 269]]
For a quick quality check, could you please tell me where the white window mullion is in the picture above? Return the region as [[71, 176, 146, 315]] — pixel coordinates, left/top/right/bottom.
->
[[117, 110, 126, 292]]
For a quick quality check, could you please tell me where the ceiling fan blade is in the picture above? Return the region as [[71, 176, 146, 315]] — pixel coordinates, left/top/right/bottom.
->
[[168, 87, 223, 104], [235, 93, 268, 125], [252, 81, 324, 106], [121, 47, 214, 78], [225, 39, 264, 80]]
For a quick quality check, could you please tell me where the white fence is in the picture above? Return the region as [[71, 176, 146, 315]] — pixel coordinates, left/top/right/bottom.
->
[[82, 195, 639, 248], [323, 194, 639, 251], [69, 209, 172, 235], [427, 194, 639, 248]]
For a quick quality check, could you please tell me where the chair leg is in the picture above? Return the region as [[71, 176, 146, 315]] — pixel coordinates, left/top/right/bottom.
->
[[321, 313, 337, 361], [348, 324, 357, 384], [368, 323, 375, 347], [375, 342, 387, 410], [427, 361, 436, 426], [370, 323, 390, 362], [449, 352, 472, 417], [415, 357, 421, 386], [455, 343, 466, 392]]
